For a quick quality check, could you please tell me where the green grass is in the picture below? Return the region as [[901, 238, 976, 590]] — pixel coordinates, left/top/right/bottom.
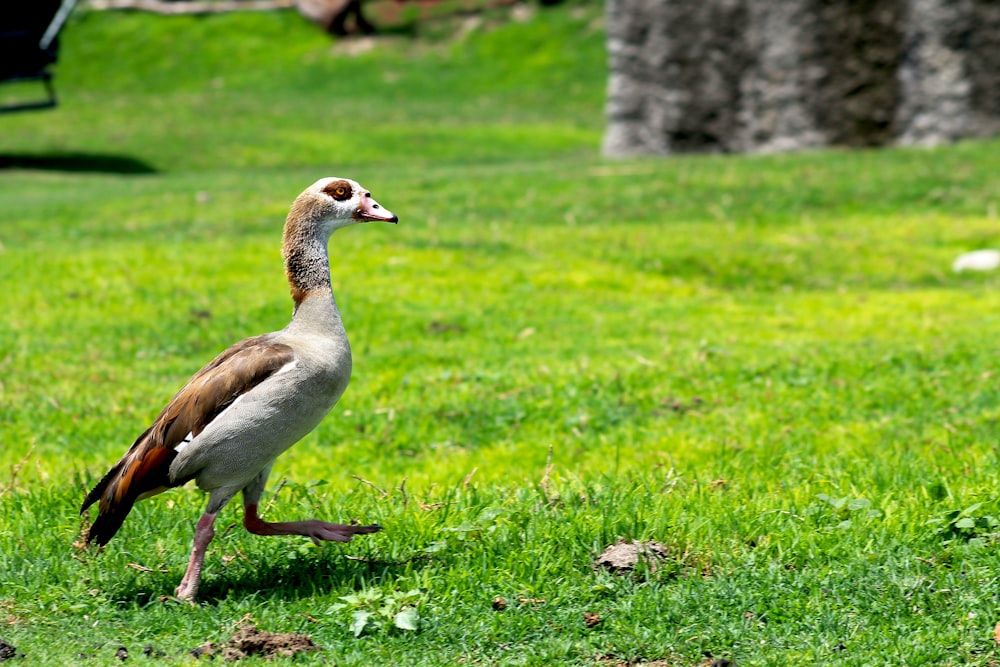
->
[[3, 3, 1000, 665]]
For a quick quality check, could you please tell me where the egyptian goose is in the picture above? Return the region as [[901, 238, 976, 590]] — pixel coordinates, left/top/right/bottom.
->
[[81, 177, 397, 601]]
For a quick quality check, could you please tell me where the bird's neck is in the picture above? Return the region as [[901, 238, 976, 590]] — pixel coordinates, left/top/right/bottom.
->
[[283, 232, 345, 332], [284, 233, 332, 305], [288, 288, 343, 336]]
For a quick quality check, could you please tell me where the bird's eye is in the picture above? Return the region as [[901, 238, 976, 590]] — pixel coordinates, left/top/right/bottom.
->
[[323, 180, 353, 201]]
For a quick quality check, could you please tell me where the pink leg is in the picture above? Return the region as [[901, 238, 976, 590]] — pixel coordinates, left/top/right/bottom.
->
[[243, 503, 382, 546], [175, 511, 217, 601]]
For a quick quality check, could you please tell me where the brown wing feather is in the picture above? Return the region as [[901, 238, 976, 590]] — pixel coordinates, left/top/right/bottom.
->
[[81, 335, 296, 546]]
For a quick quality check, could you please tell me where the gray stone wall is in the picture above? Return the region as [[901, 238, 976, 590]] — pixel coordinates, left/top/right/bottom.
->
[[603, 0, 1000, 156]]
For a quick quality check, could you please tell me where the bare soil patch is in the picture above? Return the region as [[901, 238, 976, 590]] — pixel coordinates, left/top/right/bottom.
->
[[193, 624, 319, 660], [0, 639, 17, 661], [594, 539, 670, 574]]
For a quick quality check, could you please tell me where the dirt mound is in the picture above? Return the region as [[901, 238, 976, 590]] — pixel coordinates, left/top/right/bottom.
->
[[0, 639, 16, 661], [193, 624, 319, 661], [594, 539, 669, 574]]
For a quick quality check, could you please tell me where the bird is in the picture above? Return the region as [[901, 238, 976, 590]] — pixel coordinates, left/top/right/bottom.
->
[[81, 177, 398, 601]]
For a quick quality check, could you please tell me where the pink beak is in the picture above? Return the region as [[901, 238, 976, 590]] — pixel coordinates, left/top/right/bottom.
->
[[355, 192, 398, 223]]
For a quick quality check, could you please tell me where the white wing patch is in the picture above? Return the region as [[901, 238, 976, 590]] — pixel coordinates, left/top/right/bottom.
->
[[173, 393, 247, 452], [175, 431, 195, 453], [275, 359, 298, 375]]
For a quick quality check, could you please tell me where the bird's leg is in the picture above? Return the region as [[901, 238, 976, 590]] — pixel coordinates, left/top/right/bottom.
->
[[242, 503, 382, 546], [240, 466, 381, 546], [175, 511, 217, 601]]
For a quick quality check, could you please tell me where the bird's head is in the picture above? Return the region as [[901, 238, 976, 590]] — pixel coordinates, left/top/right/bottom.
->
[[288, 177, 398, 238], [282, 177, 398, 305]]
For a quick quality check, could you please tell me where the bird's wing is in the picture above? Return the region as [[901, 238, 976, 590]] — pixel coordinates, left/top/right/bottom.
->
[[81, 335, 296, 545]]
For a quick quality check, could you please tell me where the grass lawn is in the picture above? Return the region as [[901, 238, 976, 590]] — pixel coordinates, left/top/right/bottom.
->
[[3, 2, 1000, 664]]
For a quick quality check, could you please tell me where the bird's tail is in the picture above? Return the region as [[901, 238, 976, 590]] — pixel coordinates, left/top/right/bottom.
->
[[80, 461, 138, 546], [80, 426, 173, 546]]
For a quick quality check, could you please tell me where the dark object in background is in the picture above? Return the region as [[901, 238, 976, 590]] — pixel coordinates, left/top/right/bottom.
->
[[0, 0, 77, 113], [328, 0, 374, 35], [296, 0, 375, 36]]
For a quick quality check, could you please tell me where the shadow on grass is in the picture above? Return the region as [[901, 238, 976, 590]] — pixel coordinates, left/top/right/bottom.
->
[[0, 152, 157, 174], [112, 547, 431, 605]]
